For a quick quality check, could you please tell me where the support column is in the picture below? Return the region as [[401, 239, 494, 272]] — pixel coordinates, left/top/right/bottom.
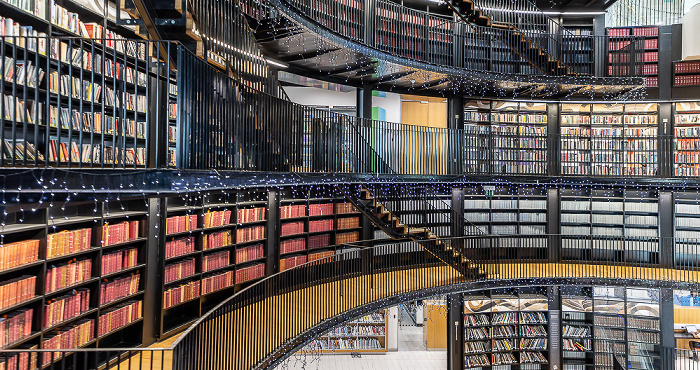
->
[[659, 191, 674, 269], [446, 293, 463, 370], [659, 102, 674, 178], [547, 286, 561, 370], [659, 25, 682, 100], [356, 86, 373, 120], [452, 18, 465, 69], [143, 196, 163, 344], [547, 188, 561, 263], [363, 0, 376, 47], [451, 187, 465, 238], [267, 189, 279, 274], [592, 14, 606, 77], [547, 102, 560, 177], [660, 288, 675, 369]]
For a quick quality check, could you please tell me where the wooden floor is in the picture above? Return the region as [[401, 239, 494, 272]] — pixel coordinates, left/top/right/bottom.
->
[[111, 262, 700, 370]]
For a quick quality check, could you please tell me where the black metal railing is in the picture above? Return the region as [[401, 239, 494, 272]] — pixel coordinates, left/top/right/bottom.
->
[[1, 234, 699, 369]]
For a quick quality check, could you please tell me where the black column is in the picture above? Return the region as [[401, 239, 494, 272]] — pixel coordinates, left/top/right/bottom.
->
[[660, 288, 675, 369], [659, 191, 674, 269], [659, 102, 674, 178], [451, 187, 465, 238], [267, 189, 279, 274], [446, 293, 463, 370], [548, 286, 561, 370], [659, 25, 682, 100], [592, 14, 606, 77], [547, 188, 561, 263], [363, 0, 376, 47], [356, 86, 373, 120], [547, 102, 560, 177], [143, 196, 163, 344], [453, 17, 465, 69]]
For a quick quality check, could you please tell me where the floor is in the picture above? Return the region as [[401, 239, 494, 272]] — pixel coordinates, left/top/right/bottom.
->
[[275, 306, 447, 370]]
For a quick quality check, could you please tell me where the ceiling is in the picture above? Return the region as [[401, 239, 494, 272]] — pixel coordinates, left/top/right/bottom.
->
[[533, 0, 619, 11]]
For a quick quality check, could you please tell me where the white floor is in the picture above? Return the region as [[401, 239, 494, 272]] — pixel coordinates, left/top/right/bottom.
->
[[276, 307, 447, 370]]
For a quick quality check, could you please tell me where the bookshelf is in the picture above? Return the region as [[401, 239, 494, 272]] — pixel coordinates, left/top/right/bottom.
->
[[673, 60, 700, 87], [606, 26, 659, 87], [463, 288, 550, 369], [561, 286, 595, 370], [0, 195, 150, 367], [278, 187, 362, 270], [674, 102, 700, 177], [593, 287, 661, 370], [463, 100, 547, 175], [560, 188, 659, 263], [302, 309, 388, 353], [463, 184, 547, 248], [160, 189, 268, 336], [562, 22, 594, 75], [0, 0, 167, 169], [560, 103, 658, 177]]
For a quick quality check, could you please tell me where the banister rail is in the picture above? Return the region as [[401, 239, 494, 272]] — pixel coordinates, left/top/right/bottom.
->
[[1, 234, 700, 369]]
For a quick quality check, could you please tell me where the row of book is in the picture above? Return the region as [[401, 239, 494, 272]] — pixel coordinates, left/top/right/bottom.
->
[[203, 210, 232, 229], [280, 221, 304, 237], [202, 251, 229, 272], [675, 75, 700, 87], [326, 325, 385, 337], [280, 255, 307, 271], [99, 274, 139, 306], [0, 276, 35, 310], [97, 300, 142, 336], [46, 228, 91, 259], [238, 207, 265, 223], [492, 312, 518, 324], [336, 231, 359, 245], [491, 163, 547, 175], [563, 325, 590, 338], [563, 338, 591, 351], [101, 248, 138, 276], [492, 151, 546, 161], [163, 280, 200, 309], [0, 308, 32, 349], [3, 57, 43, 88], [520, 338, 548, 350], [41, 319, 94, 365], [0, 239, 38, 272], [236, 263, 264, 284], [44, 289, 89, 329], [465, 125, 547, 136], [164, 259, 195, 284], [236, 244, 264, 264], [464, 112, 490, 122], [280, 204, 305, 219], [102, 221, 140, 247], [201, 271, 234, 295], [676, 125, 700, 134], [465, 354, 490, 366], [203, 230, 232, 250], [465, 314, 490, 327], [237, 226, 265, 243], [337, 217, 360, 230], [45, 258, 91, 293], [520, 351, 547, 363], [464, 340, 488, 353], [676, 165, 700, 177], [309, 251, 334, 262], [466, 327, 489, 340], [336, 203, 357, 214], [281, 238, 305, 254], [309, 219, 333, 233], [309, 234, 331, 249], [491, 113, 547, 124], [46, 140, 145, 166], [309, 203, 333, 216], [326, 338, 382, 350], [492, 352, 517, 365], [628, 330, 659, 343], [165, 236, 195, 260], [0, 350, 38, 370], [595, 327, 625, 340], [165, 215, 198, 235], [675, 61, 700, 74]]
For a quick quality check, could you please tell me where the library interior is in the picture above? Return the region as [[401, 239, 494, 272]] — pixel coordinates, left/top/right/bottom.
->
[[3, 0, 700, 369]]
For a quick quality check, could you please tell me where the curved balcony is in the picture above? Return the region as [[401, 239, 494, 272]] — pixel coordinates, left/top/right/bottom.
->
[[236, 0, 646, 99]]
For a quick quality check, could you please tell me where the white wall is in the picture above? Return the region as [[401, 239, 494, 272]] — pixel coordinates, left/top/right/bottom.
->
[[683, 3, 700, 59], [283, 86, 403, 122], [373, 92, 402, 123], [284, 86, 357, 108], [386, 306, 399, 351]]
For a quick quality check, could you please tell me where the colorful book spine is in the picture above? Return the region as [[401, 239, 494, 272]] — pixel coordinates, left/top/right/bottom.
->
[[201, 271, 235, 295], [102, 221, 139, 247], [0, 239, 39, 271], [236, 226, 265, 243], [45, 259, 92, 293], [336, 231, 360, 244], [202, 251, 230, 272], [202, 230, 232, 250], [165, 214, 198, 235], [99, 274, 140, 305], [280, 238, 306, 254], [280, 204, 305, 219], [335, 203, 357, 214], [280, 255, 307, 271], [41, 319, 94, 365], [308, 234, 331, 249], [237, 207, 265, 223], [309, 219, 333, 233], [164, 237, 196, 259], [235, 244, 264, 264], [308, 203, 333, 216], [162, 281, 200, 309], [46, 228, 91, 259], [100, 248, 138, 275], [280, 221, 304, 236], [0, 308, 33, 349], [337, 217, 360, 230], [203, 210, 232, 228], [43, 289, 89, 328], [97, 300, 142, 336], [235, 264, 264, 284], [164, 259, 196, 284]]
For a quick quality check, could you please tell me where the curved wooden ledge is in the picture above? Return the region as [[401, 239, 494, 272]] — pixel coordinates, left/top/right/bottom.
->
[[115, 262, 700, 370]]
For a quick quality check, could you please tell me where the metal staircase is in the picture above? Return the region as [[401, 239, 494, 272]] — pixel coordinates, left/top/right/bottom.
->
[[337, 184, 486, 279], [446, 0, 571, 76]]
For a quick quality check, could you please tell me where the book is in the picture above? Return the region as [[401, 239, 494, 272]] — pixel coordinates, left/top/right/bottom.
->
[[98, 300, 142, 336], [45, 259, 92, 293], [100, 248, 138, 276], [99, 274, 140, 306], [43, 289, 89, 329], [164, 259, 196, 284], [0, 239, 39, 271]]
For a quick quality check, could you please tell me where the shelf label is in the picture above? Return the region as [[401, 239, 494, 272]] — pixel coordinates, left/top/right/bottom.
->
[[483, 185, 495, 197]]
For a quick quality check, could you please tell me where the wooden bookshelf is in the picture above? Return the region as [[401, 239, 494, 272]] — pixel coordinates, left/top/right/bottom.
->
[[674, 102, 700, 177], [606, 26, 659, 87]]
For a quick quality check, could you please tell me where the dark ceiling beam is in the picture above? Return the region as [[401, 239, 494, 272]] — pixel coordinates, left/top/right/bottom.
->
[[326, 61, 379, 75], [366, 71, 417, 85], [278, 48, 341, 62]]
